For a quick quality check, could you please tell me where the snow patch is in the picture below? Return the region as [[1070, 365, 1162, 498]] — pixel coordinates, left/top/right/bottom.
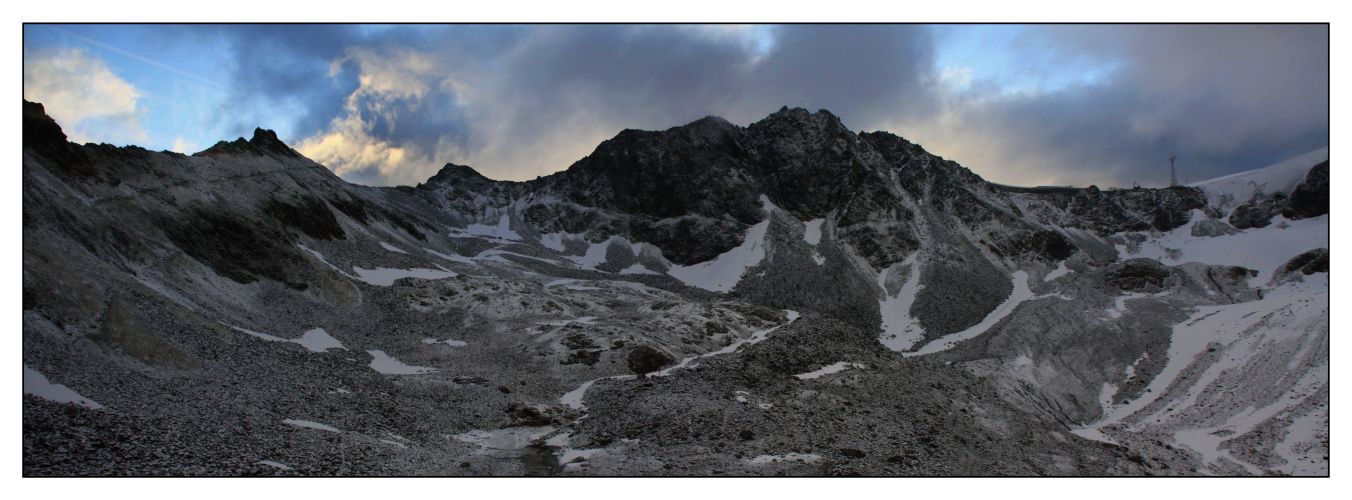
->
[[23, 367, 103, 409], [1190, 147, 1327, 215], [256, 460, 292, 470], [350, 266, 457, 286], [1074, 274, 1328, 474], [367, 350, 436, 375], [878, 256, 925, 351], [539, 232, 568, 252], [1044, 262, 1071, 282], [1121, 210, 1327, 283], [424, 247, 476, 265], [559, 375, 636, 410], [795, 361, 865, 380], [227, 324, 345, 353], [283, 419, 341, 433], [453, 214, 521, 242], [803, 218, 825, 246], [379, 241, 408, 254], [296, 328, 345, 352], [618, 263, 658, 275]]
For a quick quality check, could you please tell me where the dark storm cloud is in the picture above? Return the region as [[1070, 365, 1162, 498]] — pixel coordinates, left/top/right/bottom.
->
[[917, 24, 1329, 187], [166, 24, 1326, 187], [441, 24, 941, 181], [738, 25, 937, 128]]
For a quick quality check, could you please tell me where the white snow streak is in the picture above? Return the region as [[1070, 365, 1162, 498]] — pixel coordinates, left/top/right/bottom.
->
[[794, 361, 865, 380], [906, 271, 1037, 357], [878, 256, 925, 352], [667, 195, 775, 292]]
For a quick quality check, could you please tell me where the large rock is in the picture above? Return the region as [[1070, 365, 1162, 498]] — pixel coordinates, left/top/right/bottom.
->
[[1104, 258, 1176, 292], [1229, 195, 1284, 229], [1277, 248, 1329, 278], [1282, 161, 1329, 220], [1191, 218, 1240, 237]]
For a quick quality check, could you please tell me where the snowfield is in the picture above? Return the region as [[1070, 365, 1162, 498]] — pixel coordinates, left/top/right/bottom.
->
[[1074, 274, 1328, 475], [1121, 211, 1327, 283], [1189, 147, 1328, 215]]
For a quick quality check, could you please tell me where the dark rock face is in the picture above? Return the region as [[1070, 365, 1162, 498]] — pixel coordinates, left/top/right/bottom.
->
[[263, 196, 346, 241], [1105, 259, 1176, 292], [504, 402, 559, 427], [914, 259, 1012, 338], [160, 207, 311, 289], [1283, 161, 1329, 220], [420, 106, 1193, 269], [626, 346, 675, 376], [1230, 195, 1286, 229], [1278, 248, 1329, 277], [999, 184, 1207, 234]]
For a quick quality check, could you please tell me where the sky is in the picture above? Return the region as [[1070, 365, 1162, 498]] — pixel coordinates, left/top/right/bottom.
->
[[22, 24, 1328, 188]]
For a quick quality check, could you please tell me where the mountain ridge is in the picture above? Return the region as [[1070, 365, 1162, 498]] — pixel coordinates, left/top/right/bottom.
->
[[21, 98, 1329, 476]]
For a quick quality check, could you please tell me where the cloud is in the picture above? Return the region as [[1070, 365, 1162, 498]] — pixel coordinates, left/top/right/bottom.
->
[[292, 25, 941, 185], [883, 25, 1329, 187], [89, 24, 1324, 189], [23, 47, 145, 144], [171, 136, 195, 154]]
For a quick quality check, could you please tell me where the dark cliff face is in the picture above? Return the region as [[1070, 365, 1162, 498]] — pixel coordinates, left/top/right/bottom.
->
[[416, 106, 1164, 268]]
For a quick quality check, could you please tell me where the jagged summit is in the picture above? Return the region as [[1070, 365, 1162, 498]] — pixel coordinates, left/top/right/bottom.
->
[[22, 100, 68, 149], [195, 127, 302, 159], [420, 162, 496, 188]]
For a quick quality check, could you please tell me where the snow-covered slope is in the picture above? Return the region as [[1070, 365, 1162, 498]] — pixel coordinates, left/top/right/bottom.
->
[[1190, 147, 1328, 215]]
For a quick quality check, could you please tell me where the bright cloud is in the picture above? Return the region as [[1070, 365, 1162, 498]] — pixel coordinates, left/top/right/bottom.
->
[[23, 48, 145, 144]]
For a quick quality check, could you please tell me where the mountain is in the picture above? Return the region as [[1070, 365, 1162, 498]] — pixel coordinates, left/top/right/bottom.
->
[[21, 100, 1328, 476]]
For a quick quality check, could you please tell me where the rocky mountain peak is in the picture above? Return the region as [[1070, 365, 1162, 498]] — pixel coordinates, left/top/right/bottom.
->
[[751, 106, 850, 136], [421, 162, 496, 188], [195, 127, 302, 159], [22, 100, 68, 149]]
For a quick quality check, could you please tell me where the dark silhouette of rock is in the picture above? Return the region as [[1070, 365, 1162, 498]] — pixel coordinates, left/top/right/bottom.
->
[[626, 346, 675, 376], [1283, 161, 1329, 220], [1105, 259, 1175, 292]]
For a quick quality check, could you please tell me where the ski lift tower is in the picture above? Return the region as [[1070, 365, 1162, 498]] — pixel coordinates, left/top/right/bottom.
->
[[1169, 155, 1178, 187]]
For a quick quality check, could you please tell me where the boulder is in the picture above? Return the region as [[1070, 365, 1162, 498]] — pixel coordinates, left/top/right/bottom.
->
[[1104, 259, 1175, 292], [1229, 196, 1283, 229], [1190, 219, 1240, 237], [626, 346, 675, 376], [1282, 161, 1329, 220], [1277, 248, 1329, 278]]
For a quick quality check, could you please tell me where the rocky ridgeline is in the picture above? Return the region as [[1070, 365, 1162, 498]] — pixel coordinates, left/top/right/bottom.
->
[[21, 99, 1328, 476]]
